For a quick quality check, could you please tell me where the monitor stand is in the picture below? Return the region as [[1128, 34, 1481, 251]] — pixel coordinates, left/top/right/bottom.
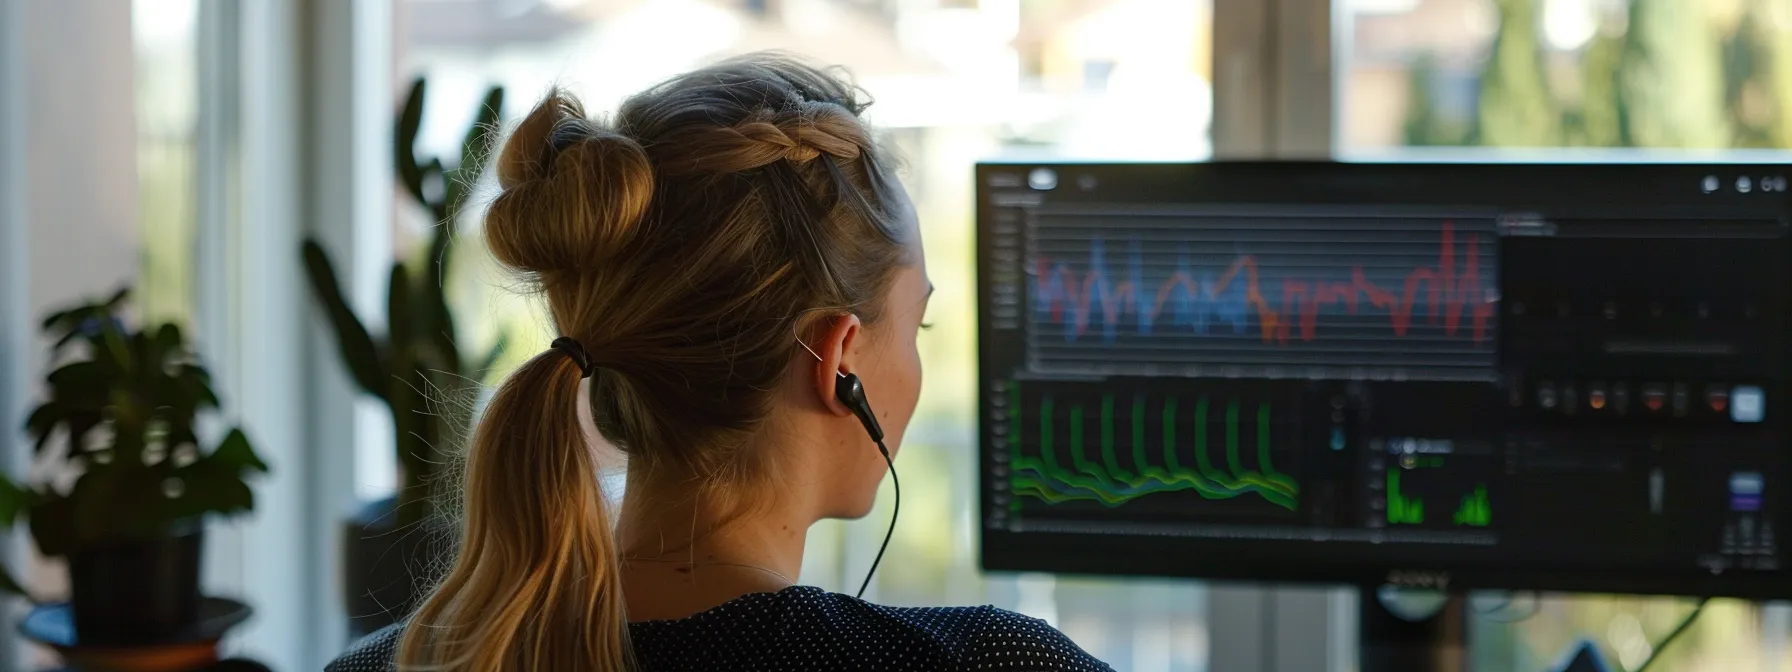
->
[[1359, 585, 1469, 672]]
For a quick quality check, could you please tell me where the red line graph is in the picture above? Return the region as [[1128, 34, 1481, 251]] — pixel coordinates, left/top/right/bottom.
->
[[1034, 221, 1496, 344]]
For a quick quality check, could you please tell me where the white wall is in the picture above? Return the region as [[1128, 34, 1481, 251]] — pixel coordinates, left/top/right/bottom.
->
[[1, 0, 141, 666], [21, 2, 141, 307]]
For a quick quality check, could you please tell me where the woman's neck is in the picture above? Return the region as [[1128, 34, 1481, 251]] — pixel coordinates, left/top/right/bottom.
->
[[614, 474, 814, 621]]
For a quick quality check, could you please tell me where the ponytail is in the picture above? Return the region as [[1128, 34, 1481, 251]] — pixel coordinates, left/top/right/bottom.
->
[[392, 54, 911, 669], [395, 350, 631, 671]]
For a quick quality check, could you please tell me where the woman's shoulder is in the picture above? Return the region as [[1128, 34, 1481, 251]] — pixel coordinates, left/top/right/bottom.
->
[[927, 605, 1114, 671], [321, 589, 1113, 672], [776, 588, 1113, 671], [325, 624, 403, 672]]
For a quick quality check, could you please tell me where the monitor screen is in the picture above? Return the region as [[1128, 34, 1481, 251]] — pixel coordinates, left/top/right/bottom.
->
[[976, 162, 1792, 598]]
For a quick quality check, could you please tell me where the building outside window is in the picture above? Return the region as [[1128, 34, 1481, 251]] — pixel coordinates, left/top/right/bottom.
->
[[1339, 0, 1792, 668], [1340, 0, 1792, 154], [135, 0, 200, 328]]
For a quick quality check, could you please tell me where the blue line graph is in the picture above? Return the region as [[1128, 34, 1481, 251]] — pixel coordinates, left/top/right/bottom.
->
[[1034, 238, 1252, 343]]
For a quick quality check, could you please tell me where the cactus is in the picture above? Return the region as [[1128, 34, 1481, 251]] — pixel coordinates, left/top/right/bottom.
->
[[301, 78, 505, 527]]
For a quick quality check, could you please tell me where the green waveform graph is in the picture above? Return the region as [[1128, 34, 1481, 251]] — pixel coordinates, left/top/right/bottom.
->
[[1387, 470, 1424, 525], [1009, 387, 1299, 511], [1454, 484, 1491, 527]]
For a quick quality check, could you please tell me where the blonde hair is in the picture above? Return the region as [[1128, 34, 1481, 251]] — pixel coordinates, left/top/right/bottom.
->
[[395, 53, 909, 671]]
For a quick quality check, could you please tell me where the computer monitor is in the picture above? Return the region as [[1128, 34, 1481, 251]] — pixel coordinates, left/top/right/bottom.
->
[[976, 161, 1792, 599]]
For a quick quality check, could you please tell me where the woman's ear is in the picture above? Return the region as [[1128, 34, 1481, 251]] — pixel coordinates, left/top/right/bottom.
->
[[810, 313, 863, 417]]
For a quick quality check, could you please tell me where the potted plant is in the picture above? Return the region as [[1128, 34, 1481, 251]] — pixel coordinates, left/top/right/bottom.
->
[[301, 77, 505, 637], [0, 287, 268, 642]]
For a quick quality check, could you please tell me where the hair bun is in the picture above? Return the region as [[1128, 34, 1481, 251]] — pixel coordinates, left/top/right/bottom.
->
[[487, 91, 655, 276]]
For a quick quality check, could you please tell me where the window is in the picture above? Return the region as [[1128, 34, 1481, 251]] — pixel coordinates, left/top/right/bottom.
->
[[1084, 58, 1117, 91], [1337, 1, 1792, 668], [1339, 0, 1792, 154], [391, 0, 1213, 668], [1463, 594, 1792, 670], [134, 0, 199, 328]]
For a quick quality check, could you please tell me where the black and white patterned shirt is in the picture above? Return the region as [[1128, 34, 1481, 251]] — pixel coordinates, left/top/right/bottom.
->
[[325, 585, 1112, 671]]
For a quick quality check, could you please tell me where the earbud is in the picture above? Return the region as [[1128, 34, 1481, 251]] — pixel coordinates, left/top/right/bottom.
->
[[798, 336, 885, 444], [834, 372, 885, 444], [797, 335, 897, 600]]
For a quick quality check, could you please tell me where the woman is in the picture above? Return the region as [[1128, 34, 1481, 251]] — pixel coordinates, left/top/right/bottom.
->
[[328, 54, 1111, 671]]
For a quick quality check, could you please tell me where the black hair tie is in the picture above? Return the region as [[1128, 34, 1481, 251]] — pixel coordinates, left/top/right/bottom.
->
[[550, 337, 595, 379]]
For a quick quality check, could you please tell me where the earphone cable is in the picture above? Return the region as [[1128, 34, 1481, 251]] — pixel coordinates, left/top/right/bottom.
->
[[856, 441, 898, 600]]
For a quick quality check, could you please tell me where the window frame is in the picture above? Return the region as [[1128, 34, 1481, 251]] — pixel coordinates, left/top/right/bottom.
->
[[1209, 0, 1350, 668], [0, 0, 29, 662], [189, 0, 393, 669], [190, 0, 321, 668]]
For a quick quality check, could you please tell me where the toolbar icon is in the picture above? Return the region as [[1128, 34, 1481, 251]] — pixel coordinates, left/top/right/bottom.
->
[[1733, 386, 1765, 423], [1642, 383, 1666, 412], [1731, 471, 1764, 512]]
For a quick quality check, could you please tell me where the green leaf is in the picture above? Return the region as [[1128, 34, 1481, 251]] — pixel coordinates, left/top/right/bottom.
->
[[96, 321, 133, 376], [28, 493, 74, 557], [37, 287, 126, 359], [167, 471, 253, 520], [421, 227, 460, 379], [419, 157, 449, 221], [39, 312, 84, 346], [51, 332, 78, 351], [176, 363, 221, 410], [46, 361, 108, 397], [387, 263, 415, 353], [301, 239, 390, 398], [210, 429, 269, 474], [460, 86, 505, 178], [397, 78, 428, 208], [421, 160, 458, 374], [0, 476, 38, 528], [159, 431, 264, 521], [61, 411, 103, 456], [40, 286, 126, 333], [39, 307, 78, 333], [23, 402, 61, 450], [162, 362, 219, 413], [44, 303, 111, 351], [385, 263, 421, 491], [102, 285, 131, 312], [149, 324, 184, 369], [448, 86, 505, 218]]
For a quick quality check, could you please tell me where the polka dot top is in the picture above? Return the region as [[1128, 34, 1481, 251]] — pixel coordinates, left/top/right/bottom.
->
[[325, 585, 1112, 671]]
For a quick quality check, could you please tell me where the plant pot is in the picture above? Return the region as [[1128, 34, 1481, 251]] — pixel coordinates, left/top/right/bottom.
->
[[343, 496, 451, 639], [67, 525, 204, 645]]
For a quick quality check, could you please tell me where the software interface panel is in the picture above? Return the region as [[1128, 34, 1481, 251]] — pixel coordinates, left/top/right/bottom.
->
[[977, 163, 1792, 598]]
